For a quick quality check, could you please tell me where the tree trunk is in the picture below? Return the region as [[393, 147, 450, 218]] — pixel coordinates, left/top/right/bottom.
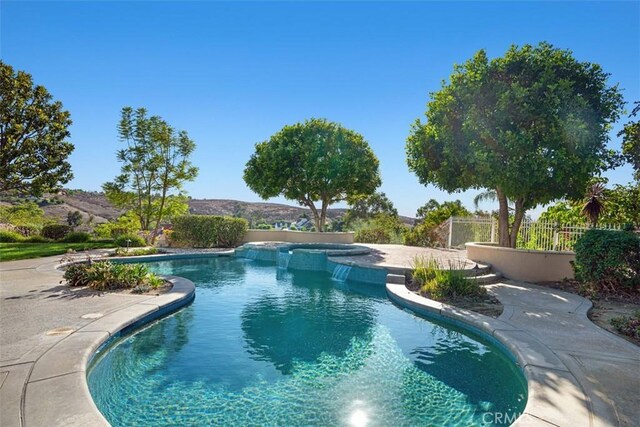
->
[[509, 198, 526, 248], [305, 200, 322, 233], [496, 188, 511, 247], [318, 196, 329, 232], [150, 186, 168, 245]]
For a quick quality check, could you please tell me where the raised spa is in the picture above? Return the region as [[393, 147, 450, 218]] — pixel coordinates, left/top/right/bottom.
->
[[88, 254, 527, 426]]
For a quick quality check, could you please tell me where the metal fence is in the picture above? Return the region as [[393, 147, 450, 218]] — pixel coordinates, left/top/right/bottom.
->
[[445, 216, 624, 251]]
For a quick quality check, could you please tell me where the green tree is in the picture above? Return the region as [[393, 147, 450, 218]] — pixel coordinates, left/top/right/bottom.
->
[[103, 107, 198, 242], [66, 210, 83, 228], [539, 201, 585, 224], [0, 62, 74, 195], [619, 101, 639, 180], [415, 199, 470, 226], [243, 118, 381, 231], [541, 182, 639, 228], [406, 42, 624, 247], [601, 182, 640, 228], [0, 201, 46, 228], [344, 191, 397, 225]]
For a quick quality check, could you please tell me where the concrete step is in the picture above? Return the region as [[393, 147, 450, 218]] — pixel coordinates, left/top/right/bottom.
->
[[464, 272, 503, 285], [458, 263, 492, 277], [386, 273, 406, 285], [385, 266, 409, 276]]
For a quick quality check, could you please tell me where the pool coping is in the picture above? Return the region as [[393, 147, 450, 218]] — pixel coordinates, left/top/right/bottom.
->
[[27, 249, 590, 426], [22, 273, 196, 426]]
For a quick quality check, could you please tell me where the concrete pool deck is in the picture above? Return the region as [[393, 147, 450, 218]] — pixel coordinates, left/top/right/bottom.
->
[[1, 247, 638, 426]]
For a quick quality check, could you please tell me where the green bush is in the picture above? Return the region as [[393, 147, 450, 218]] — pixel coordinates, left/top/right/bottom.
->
[[354, 228, 391, 244], [63, 261, 164, 291], [411, 256, 486, 300], [404, 222, 440, 247], [255, 223, 272, 230], [114, 234, 147, 248], [62, 231, 91, 243], [23, 235, 52, 243], [14, 225, 40, 237], [171, 215, 248, 248], [0, 230, 24, 242], [573, 229, 640, 293], [41, 224, 72, 240]]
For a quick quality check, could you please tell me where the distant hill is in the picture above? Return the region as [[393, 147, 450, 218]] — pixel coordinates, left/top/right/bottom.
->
[[2, 190, 414, 226]]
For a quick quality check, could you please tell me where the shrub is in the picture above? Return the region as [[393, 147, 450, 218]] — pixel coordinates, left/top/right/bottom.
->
[[41, 224, 72, 240], [62, 231, 91, 243], [404, 222, 441, 247], [573, 229, 640, 294], [114, 247, 159, 257], [14, 224, 40, 237], [23, 235, 52, 243], [67, 210, 83, 227], [610, 311, 640, 340], [410, 256, 486, 300], [350, 213, 405, 244], [171, 215, 248, 248], [354, 228, 391, 244], [93, 211, 141, 238], [63, 260, 164, 291], [0, 230, 24, 242], [255, 223, 272, 230], [114, 234, 147, 248]]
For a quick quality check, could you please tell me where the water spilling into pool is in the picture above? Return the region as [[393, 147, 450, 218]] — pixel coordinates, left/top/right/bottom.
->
[[88, 257, 526, 426], [332, 263, 352, 282], [277, 251, 292, 270]]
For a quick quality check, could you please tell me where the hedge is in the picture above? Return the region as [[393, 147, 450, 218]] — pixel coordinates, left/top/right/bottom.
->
[[114, 233, 147, 248], [41, 224, 72, 240], [171, 215, 248, 248], [573, 229, 640, 293]]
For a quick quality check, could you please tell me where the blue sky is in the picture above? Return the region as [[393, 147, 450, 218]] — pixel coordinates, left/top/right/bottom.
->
[[1, 1, 638, 217]]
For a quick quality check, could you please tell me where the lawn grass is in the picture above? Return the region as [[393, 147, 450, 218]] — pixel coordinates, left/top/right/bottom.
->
[[0, 242, 116, 262]]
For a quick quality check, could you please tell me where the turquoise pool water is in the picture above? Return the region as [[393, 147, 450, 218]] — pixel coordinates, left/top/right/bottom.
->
[[88, 257, 527, 426]]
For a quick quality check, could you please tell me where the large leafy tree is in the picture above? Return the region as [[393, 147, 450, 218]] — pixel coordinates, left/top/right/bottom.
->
[[0, 61, 73, 195], [344, 191, 397, 225], [103, 107, 198, 242], [244, 118, 381, 231], [415, 199, 471, 226], [406, 43, 624, 247], [619, 101, 639, 180]]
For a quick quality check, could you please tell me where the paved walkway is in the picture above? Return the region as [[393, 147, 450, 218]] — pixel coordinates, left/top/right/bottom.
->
[[345, 243, 476, 269], [0, 251, 153, 427], [1, 248, 638, 426], [488, 281, 640, 427]]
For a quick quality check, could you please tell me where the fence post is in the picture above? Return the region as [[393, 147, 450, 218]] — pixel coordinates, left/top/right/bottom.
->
[[447, 217, 453, 248], [553, 230, 559, 251], [490, 218, 496, 243]]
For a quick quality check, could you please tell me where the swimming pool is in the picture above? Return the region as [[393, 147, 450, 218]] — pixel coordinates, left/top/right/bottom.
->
[[88, 256, 527, 426]]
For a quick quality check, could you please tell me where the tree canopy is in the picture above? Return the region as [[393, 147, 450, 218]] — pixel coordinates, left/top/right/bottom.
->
[[406, 42, 624, 247], [0, 61, 74, 195], [243, 118, 381, 231], [344, 191, 397, 225], [103, 107, 198, 242], [619, 101, 640, 180], [415, 199, 471, 226]]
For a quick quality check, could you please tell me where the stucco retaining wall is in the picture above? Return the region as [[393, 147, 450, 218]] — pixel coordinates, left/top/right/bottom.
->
[[466, 242, 575, 282], [243, 230, 354, 244]]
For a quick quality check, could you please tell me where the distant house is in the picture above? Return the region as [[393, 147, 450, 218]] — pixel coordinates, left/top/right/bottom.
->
[[295, 218, 312, 230]]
